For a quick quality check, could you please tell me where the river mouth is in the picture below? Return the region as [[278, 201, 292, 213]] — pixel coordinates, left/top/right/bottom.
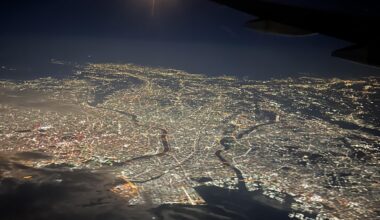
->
[[154, 186, 294, 220], [0, 152, 297, 220]]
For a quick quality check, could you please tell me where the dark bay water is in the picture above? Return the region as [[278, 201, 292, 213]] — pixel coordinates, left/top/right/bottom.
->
[[0, 153, 295, 220]]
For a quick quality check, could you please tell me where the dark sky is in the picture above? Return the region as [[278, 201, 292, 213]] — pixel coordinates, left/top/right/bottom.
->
[[3, 0, 259, 43], [1, 0, 380, 79]]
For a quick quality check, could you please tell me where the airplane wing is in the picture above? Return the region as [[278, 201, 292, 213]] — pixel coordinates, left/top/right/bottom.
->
[[211, 0, 380, 67]]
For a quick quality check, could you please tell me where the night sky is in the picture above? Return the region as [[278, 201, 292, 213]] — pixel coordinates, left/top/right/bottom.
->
[[1, 0, 380, 79]]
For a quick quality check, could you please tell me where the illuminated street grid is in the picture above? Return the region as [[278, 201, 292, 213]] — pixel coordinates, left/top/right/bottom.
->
[[0, 63, 379, 219]]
